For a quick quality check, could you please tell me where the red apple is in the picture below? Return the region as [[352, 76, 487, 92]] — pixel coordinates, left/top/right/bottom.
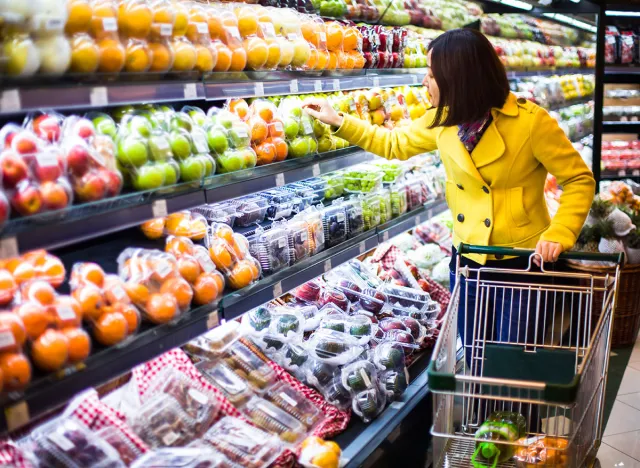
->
[[40, 181, 69, 210], [11, 181, 42, 216], [33, 149, 63, 182], [0, 150, 29, 189], [73, 118, 95, 140], [11, 131, 38, 155], [99, 169, 122, 197], [66, 143, 90, 176], [74, 172, 106, 202], [0, 191, 9, 226], [0, 124, 22, 149], [32, 114, 61, 143]]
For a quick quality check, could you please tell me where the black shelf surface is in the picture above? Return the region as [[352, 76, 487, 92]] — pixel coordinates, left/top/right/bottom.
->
[[601, 169, 640, 180], [604, 66, 640, 83], [603, 121, 640, 133], [0, 198, 447, 435], [1, 147, 372, 254], [335, 351, 432, 467]]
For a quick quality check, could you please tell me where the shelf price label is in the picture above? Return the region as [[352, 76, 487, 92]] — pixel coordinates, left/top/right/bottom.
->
[[414, 214, 423, 226], [207, 310, 219, 329], [427, 208, 433, 219], [382, 231, 389, 242], [275, 173, 285, 187], [0, 90, 21, 113], [324, 259, 332, 273], [254, 82, 264, 97], [333, 79, 340, 91], [0, 237, 19, 259], [312, 163, 320, 177], [290, 80, 299, 93], [90, 87, 108, 107], [152, 199, 168, 218], [411, 75, 418, 85], [618, 170, 626, 177], [359, 242, 366, 255], [314, 80, 322, 92], [273, 281, 283, 298], [373, 77, 380, 87], [5, 401, 30, 432], [184, 83, 198, 99], [633, 170, 640, 177]]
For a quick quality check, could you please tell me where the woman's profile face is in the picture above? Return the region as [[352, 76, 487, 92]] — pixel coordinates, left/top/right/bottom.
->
[[423, 50, 440, 107]]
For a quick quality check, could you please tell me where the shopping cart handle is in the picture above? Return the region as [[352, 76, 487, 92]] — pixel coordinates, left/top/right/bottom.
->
[[457, 243, 625, 266]]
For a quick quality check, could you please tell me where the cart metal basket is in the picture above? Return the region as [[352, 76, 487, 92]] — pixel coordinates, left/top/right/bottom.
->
[[428, 244, 624, 468]]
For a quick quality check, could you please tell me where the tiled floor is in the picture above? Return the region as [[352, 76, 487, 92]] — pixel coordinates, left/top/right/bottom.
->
[[598, 338, 640, 466]]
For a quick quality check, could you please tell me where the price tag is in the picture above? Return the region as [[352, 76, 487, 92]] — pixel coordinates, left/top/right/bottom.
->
[[312, 163, 320, 177], [207, 310, 219, 329], [373, 76, 380, 87], [56, 305, 76, 321], [155, 259, 173, 279], [290, 79, 299, 93], [195, 249, 216, 273], [36, 151, 58, 168], [333, 79, 340, 91], [44, 17, 64, 31], [287, 33, 298, 41], [162, 431, 180, 446], [195, 22, 208, 34], [90, 87, 108, 106], [272, 121, 283, 134], [324, 259, 332, 272], [90, 150, 106, 167], [273, 281, 283, 298], [194, 133, 209, 153], [302, 119, 313, 135], [159, 23, 173, 36], [275, 173, 285, 187], [427, 208, 433, 219], [411, 75, 418, 85], [112, 286, 127, 302], [0, 330, 16, 350], [184, 83, 198, 100], [5, 401, 29, 432], [414, 214, 422, 226], [634, 170, 640, 177], [261, 22, 276, 37], [314, 80, 323, 92], [234, 126, 248, 138], [49, 433, 74, 451], [102, 17, 117, 32], [152, 199, 168, 218], [0, 237, 19, 259], [317, 32, 327, 43], [618, 170, 626, 177], [254, 82, 264, 97], [382, 231, 389, 242], [188, 388, 208, 404], [280, 392, 298, 407], [226, 26, 242, 42], [1, 90, 21, 113], [359, 242, 366, 255]]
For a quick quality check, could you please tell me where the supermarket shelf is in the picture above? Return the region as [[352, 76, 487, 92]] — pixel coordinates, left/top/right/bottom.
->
[[604, 66, 640, 83], [506, 68, 594, 79], [1, 147, 371, 254], [547, 95, 594, 112], [601, 169, 640, 180], [0, 197, 446, 435], [336, 352, 432, 467], [603, 121, 640, 133]]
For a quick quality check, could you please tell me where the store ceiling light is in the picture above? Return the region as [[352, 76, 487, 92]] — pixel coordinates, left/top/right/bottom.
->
[[606, 10, 640, 17], [543, 13, 597, 33], [501, 0, 534, 10]]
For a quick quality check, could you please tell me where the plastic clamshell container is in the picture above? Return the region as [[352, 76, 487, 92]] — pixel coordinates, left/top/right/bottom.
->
[[268, 307, 305, 342], [242, 306, 272, 335], [321, 205, 347, 248], [361, 193, 381, 231], [201, 320, 241, 355], [352, 386, 387, 423], [131, 395, 199, 448], [22, 417, 125, 468], [389, 183, 408, 217], [231, 195, 269, 227], [285, 219, 311, 265], [320, 173, 345, 200], [282, 183, 317, 213], [378, 188, 392, 224], [242, 396, 308, 445], [342, 165, 384, 193], [202, 416, 283, 468], [341, 360, 380, 395], [372, 160, 407, 184], [405, 180, 425, 210], [318, 311, 375, 344], [373, 341, 407, 371], [196, 361, 254, 408], [300, 177, 328, 203], [95, 426, 143, 466], [307, 329, 366, 366], [220, 341, 277, 391], [263, 381, 326, 430], [336, 284, 388, 316], [281, 341, 310, 371], [381, 284, 432, 311], [301, 207, 325, 255], [191, 202, 239, 227], [131, 447, 232, 468], [259, 189, 296, 221], [248, 226, 291, 275], [341, 198, 364, 238]]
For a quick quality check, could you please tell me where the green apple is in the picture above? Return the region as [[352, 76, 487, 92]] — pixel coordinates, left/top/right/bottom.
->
[[290, 106, 302, 118], [317, 135, 335, 153], [190, 127, 210, 155], [148, 132, 172, 161], [313, 119, 328, 138], [126, 115, 152, 137], [242, 148, 257, 169], [307, 136, 318, 154], [179, 156, 206, 181], [283, 118, 299, 140], [186, 107, 207, 126], [133, 164, 165, 191], [288, 136, 311, 158], [206, 127, 229, 154], [117, 137, 149, 167], [112, 106, 135, 122], [93, 115, 117, 138], [170, 112, 193, 133], [218, 115, 234, 130], [157, 161, 179, 186], [201, 154, 216, 177], [169, 130, 192, 160], [228, 124, 250, 148], [217, 150, 244, 173]]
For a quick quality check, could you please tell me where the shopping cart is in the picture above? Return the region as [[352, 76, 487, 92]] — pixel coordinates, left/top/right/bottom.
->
[[428, 244, 624, 468]]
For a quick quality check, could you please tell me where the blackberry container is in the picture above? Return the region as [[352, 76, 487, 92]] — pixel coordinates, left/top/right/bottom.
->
[[259, 188, 297, 221], [282, 183, 317, 213], [335, 198, 364, 238], [231, 195, 269, 227], [320, 205, 347, 247], [300, 177, 328, 204], [191, 202, 238, 227], [248, 225, 291, 275]]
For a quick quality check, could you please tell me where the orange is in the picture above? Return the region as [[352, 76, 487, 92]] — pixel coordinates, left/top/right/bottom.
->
[[327, 51, 337, 70], [250, 118, 268, 143], [72, 284, 105, 322], [94, 310, 128, 346], [75, 262, 105, 288], [311, 451, 339, 468], [0, 313, 26, 351], [97, 37, 126, 73], [22, 280, 56, 306], [22, 250, 48, 265], [190, 220, 207, 241], [118, 304, 140, 334], [212, 270, 225, 293], [173, 1, 189, 36], [301, 436, 325, 450], [195, 43, 216, 72], [209, 243, 235, 271], [177, 256, 201, 283], [228, 99, 249, 121], [255, 102, 275, 122], [124, 39, 152, 72], [212, 41, 232, 71], [248, 258, 260, 280], [66, 0, 93, 35], [145, 292, 178, 323], [7, 261, 35, 285], [324, 441, 341, 455], [160, 277, 193, 309], [316, 49, 329, 70], [104, 276, 131, 305], [117, 0, 153, 39], [255, 141, 276, 166], [149, 257, 178, 283], [264, 38, 281, 69], [31, 329, 69, 372], [36, 257, 65, 288], [90, 0, 118, 38], [52, 296, 83, 329], [271, 137, 288, 162], [62, 327, 91, 363], [166, 236, 194, 257], [343, 28, 358, 51], [0, 352, 31, 390], [171, 38, 197, 71], [14, 302, 50, 340], [207, 12, 233, 41], [300, 22, 317, 43], [70, 34, 100, 73], [326, 23, 344, 51], [230, 233, 249, 257], [186, 6, 208, 43], [268, 120, 284, 138], [229, 47, 247, 72], [151, 1, 175, 26], [305, 47, 318, 70], [227, 259, 255, 289], [0, 269, 17, 305], [193, 272, 219, 305], [351, 51, 365, 69], [235, 6, 259, 37], [141, 217, 165, 239], [124, 282, 150, 305]]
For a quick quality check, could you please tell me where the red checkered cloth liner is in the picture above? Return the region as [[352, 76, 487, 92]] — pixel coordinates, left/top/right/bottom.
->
[[0, 440, 33, 468], [67, 389, 149, 454]]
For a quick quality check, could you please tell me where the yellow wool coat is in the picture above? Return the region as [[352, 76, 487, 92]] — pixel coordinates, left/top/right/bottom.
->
[[335, 92, 595, 264]]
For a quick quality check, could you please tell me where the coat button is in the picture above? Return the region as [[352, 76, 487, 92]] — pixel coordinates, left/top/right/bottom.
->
[[482, 186, 490, 194], [495, 254, 504, 260], [457, 183, 464, 190], [517, 97, 527, 105], [484, 218, 491, 227], [457, 214, 465, 223]]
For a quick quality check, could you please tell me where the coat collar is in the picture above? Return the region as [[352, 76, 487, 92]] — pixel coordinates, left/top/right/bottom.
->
[[492, 92, 519, 118]]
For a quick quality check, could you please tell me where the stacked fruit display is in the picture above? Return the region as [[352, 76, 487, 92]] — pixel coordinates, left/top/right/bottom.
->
[[245, 99, 288, 166], [358, 25, 406, 69], [601, 140, 640, 173], [278, 96, 319, 158], [513, 74, 594, 109]]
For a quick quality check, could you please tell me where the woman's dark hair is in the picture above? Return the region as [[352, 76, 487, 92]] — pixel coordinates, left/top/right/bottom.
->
[[427, 29, 510, 128]]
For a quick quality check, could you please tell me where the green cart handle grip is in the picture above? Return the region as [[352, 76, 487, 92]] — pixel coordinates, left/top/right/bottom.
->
[[458, 243, 625, 266]]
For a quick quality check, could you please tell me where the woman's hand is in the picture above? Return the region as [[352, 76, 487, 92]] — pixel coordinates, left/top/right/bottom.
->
[[302, 98, 343, 128], [534, 240, 564, 266]]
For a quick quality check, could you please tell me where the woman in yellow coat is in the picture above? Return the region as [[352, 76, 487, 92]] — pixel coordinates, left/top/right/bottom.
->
[[304, 29, 595, 358]]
